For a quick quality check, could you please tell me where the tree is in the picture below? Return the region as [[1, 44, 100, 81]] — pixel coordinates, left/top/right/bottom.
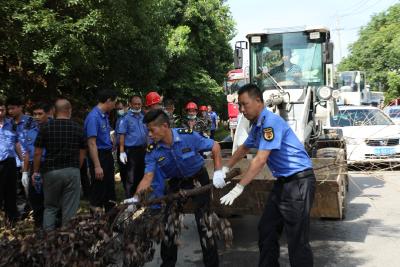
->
[[0, 0, 235, 117], [337, 3, 400, 102], [159, 0, 235, 117]]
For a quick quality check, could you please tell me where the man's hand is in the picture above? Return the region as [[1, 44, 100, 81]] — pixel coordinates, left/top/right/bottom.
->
[[22, 172, 29, 189], [222, 166, 230, 175], [94, 166, 104, 180], [136, 178, 152, 193], [119, 152, 128, 164], [220, 183, 244, 205], [212, 169, 226, 188]]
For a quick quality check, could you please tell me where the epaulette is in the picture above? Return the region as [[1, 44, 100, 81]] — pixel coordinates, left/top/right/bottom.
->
[[146, 143, 156, 153], [178, 128, 193, 134]]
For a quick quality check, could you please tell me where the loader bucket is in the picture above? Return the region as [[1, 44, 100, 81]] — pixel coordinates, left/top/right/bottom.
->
[[204, 153, 348, 219]]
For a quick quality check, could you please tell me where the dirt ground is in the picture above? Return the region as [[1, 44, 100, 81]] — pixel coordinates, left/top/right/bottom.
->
[[145, 171, 400, 267]]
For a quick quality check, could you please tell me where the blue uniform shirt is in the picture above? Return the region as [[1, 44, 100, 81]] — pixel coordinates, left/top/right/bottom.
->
[[21, 121, 46, 162], [84, 106, 113, 150], [145, 128, 214, 178], [0, 118, 18, 161], [14, 115, 31, 167], [114, 115, 124, 146], [209, 111, 218, 130], [244, 108, 312, 178], [117, 111, 147, 147]]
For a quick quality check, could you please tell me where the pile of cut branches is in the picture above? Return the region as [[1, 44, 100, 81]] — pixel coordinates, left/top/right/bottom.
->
[[0, 169, 240, 266]]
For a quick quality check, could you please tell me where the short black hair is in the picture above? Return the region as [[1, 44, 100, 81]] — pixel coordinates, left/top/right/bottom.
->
[[143, 109, 170, 127], [32, 102, 51, 113], [6, 96, 24, 106], [164, 99, 174, 107], [130, 95, 142, 103], [97, 89, 117, 103], [238, 83, 264, 102]]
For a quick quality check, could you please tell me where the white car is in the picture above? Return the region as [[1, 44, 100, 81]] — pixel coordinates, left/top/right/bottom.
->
[[383, 106, 400, 125], [327, 106, 400, 163]]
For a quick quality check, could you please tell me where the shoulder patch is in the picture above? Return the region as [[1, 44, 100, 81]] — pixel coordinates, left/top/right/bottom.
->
[[178, 128, 193, 134], [263, 127, 274, 141], [146, 143, 155, 153]]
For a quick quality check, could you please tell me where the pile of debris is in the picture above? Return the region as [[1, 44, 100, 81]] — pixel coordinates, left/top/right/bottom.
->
[[0, 169, 240, 266]]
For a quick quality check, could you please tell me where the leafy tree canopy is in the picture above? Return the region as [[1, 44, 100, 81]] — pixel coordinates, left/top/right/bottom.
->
[[0, 0, 235, 117], [337, 3, 400, 102]]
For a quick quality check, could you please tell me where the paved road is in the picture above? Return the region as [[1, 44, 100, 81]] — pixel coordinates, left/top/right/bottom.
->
[[145, 172, 400, 267]]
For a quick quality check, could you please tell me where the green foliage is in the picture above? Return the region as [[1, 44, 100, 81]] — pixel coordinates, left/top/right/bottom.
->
[[0, 0, 235, 117], [385, 71, 400, 103], [337, 3, 400, 102]]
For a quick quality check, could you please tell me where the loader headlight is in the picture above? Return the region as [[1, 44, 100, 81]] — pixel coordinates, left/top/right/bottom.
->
[[317, 86, 332, 100], [332, 89, 341, 99]]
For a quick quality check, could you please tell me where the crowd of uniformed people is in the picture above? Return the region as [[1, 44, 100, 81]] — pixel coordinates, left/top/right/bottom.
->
[[0, 84, 316, 267]]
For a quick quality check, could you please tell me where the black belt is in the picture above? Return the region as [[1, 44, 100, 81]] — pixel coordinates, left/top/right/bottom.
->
[[97, 149, 112, 153], [125, 145, 146, 150], [169, 167, 205, 182], [277, 169, 314, 183]]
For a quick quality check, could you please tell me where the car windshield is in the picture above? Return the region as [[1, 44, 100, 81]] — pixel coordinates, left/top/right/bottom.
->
[[250, 32, 324, 90], [331, 109, 394, 127]]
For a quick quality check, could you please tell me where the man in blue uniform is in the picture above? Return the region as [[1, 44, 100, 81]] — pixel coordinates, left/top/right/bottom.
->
[[136, 109, 226, 267], [207, 105, 218, 140], [20, 102, 50, 228], [0, 98, 21, 224], [84, 89, 117, 212], [220, 84, 315, 267], [118, 95, 147, 197], [7, 96, 31, 211]]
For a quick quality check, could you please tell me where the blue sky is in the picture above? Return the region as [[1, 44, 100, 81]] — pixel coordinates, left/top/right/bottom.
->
[[226, 0, 398, 64]]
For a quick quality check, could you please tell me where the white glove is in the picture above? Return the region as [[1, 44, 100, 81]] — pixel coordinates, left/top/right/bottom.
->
[[222, 166, 230, 175], [22, 172, 29, 189], [212, 169, 226, 188], [123, 196, 139, 204], [119, 152, 128, 164], [220, 183, 244, 205]]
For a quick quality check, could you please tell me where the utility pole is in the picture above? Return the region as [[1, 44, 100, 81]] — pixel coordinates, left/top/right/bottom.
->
[[335, 15, 344, 60]]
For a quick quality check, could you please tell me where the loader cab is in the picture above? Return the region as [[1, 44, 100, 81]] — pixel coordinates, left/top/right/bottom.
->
[[246, 28, 333, 91]]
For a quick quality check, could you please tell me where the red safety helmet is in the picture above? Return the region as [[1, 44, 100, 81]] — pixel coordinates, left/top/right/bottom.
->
[[145, 91, 161, 107], [185, 102, 198, 110], [199, 105, 207, 111]]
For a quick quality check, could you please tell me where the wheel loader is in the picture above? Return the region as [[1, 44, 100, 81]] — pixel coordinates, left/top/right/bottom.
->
[[206, 26, 348, 219]]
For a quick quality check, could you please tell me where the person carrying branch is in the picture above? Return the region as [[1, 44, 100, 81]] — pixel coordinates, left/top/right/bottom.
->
[[135, 109, 226, 267]]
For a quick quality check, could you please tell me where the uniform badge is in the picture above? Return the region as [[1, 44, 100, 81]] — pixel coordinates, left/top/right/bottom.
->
[[157, 156, 165, 162], [263, 127, 274, 141], [146, 143, 155, 153], [181, 147, 192, 153]]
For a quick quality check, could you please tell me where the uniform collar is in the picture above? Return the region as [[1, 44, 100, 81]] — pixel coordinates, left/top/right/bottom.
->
[[94, 106, 107, 118], [128, 110, 143, 118], [15, 114, 30, 125], [157, 129, 181, 149], [256, 108, 269, 127], [1, 118, 12, 127]]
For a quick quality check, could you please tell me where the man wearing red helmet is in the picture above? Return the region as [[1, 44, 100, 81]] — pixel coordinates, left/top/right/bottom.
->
[[182, 102, 209, 135], [145, 91, 162, 110], [199, 105, 212, 136]]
